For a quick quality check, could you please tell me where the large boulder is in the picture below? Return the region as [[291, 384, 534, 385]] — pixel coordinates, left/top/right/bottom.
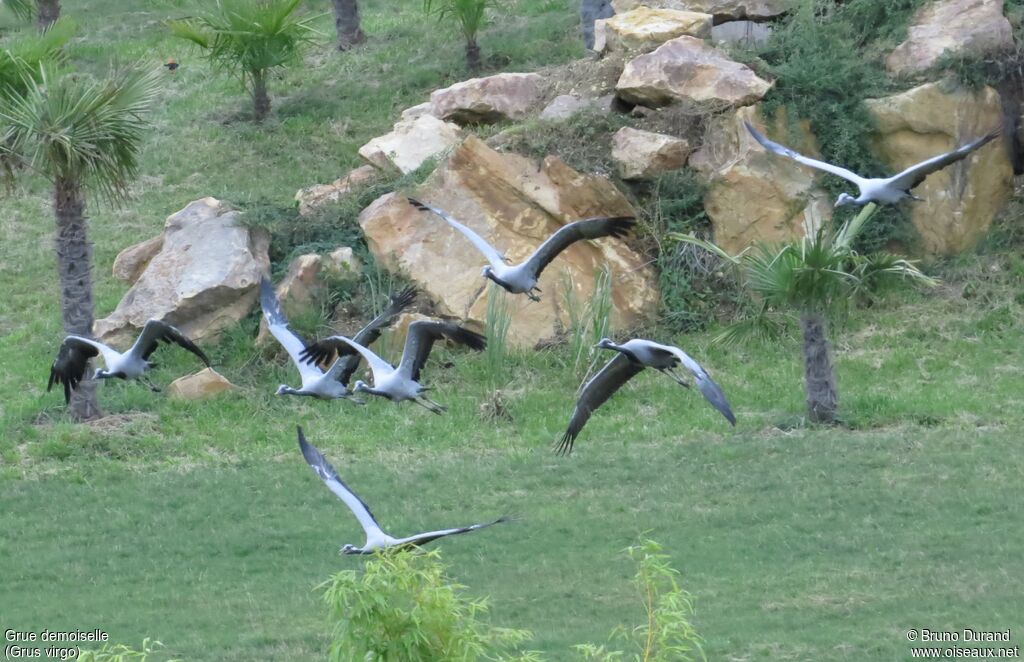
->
[[358, 114, 463, 174], [864, 82, 1012, 255], [167, 368, 235, 400], [430, 73, 547, 124], [611, 0, 788, 21], [886, 0, 1012, 76], [611, 127, 691, 179], [294, 165, 376, 217], [616, 36, 771, 109], [690, 106, 832, 255], [594, 7, 712, 55], [358, 136, 658, 347], [94, 198, 270, 345], [111, 235, 163, 284]]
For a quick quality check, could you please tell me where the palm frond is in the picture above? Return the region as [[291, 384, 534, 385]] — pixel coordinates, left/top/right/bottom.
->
[[0, 0, 34, 21], [833, 202, 878, 249], [713, 307, 793, 347], [670, 232, 745, 264], [0, 65, 161, 203], [423, 0, 494, 40], [0, 17, 75, 96], [848, 251, 938, 301], [167, 0, 321, 80]]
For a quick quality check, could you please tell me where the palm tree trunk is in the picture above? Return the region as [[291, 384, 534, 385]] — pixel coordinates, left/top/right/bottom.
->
[[465, 36, 481, 72], [36, 0, 60, 30], [54, 176, 101, 421], [251, 71, 270, 122], [800, 312, 838, 424], [332, 0, 365, 51]]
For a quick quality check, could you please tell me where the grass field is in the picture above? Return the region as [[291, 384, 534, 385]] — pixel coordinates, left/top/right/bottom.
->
[[2, 0, 1024, 660]]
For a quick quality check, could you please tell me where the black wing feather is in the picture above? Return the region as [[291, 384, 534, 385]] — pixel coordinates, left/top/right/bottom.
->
[[697, 375, 736, 426], [299, 286, 417, 376], [403, 516, 513, 548], [137, 320, 211, 366], [296, 426, 381, 527], [48, 337, 100, 404], [332, 286, 418, 385], [891, 130, 1000, 191], [400, 320, 486, 382], [556, 353, 645, 455]]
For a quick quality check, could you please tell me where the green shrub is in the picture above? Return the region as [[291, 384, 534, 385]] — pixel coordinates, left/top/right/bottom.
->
[[78, 639, 180, 662], [319, 549, 540, 661], [573, 539, 705, 662], [640, 170, 736, 332]]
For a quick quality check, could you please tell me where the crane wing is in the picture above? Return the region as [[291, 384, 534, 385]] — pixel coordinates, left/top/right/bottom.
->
[[556, 353, 645, 455], [888, 131, 999, 191], [745, 121, 865, 185], [297, 427, 387, 541], [523, 217, 635, 280], [397, 320, 486, 382], [408, 198, 506, 268]]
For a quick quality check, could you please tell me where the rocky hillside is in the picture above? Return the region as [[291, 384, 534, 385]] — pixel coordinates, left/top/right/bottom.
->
[[97, 0, 1024, 349]]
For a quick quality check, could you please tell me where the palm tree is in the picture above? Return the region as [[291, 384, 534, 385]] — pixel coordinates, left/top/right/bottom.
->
[[1, 0, 61, 30], [168, 0, 319, 122], [674, 205, 937, 424], [423, 0, 493, 71], [0, 66, 161, 420], [332, 0, 364, 51]]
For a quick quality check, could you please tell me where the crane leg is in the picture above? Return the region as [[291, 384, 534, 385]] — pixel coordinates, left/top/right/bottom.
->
[[661, 368, 690, 388]]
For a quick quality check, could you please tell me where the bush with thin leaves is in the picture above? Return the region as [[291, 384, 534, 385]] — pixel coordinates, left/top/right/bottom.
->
[[575, 540, 705, 662], [560, 265, 613, 380], [78, 638, 181, 662], [673, 204, 937, 424], [319, 549, 541, 661], [167, 0, 320, 121], [422, 0, 497, 71]]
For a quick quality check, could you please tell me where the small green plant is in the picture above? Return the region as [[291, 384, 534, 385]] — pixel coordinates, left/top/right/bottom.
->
[[574, 539, 705, 662], [319, 549, 539, 661], [167, 0, 321, 121], [561, 265, 613, 379], [422, 0, 497, 71], [484, 281, 513, 388], [78, 638, 181, 662]]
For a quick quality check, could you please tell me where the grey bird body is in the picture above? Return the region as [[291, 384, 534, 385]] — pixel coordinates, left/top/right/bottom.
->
[[558, 338, 735, 454], [744, 121, 999, 207], [297, 427, 509, 554], [48, 320, 210, 403], [408, 198, 635, 301], [300, 319, 486, 413], [261, 278, 415, 400]]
